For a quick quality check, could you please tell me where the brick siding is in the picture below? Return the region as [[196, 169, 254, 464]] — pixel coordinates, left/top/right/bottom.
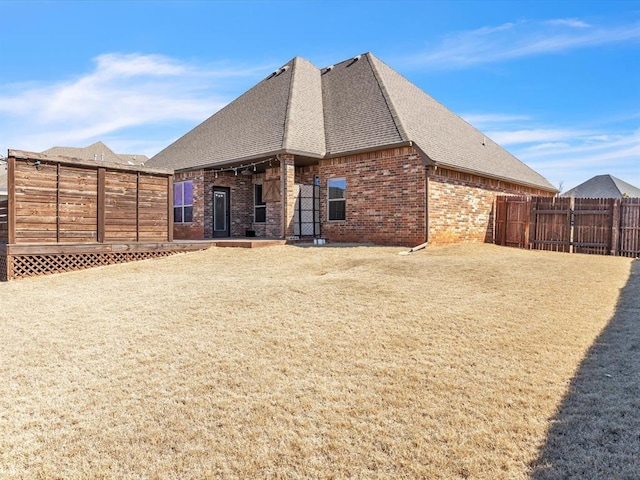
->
[[173, 170, 205, 239], [317, 147, 426, 246], [427, 167, 554, 244], [173, 148, 553, 245]]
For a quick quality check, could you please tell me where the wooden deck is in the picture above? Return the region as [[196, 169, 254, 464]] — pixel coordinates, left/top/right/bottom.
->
[[0, 238, 288, 281], [175, 238, 287, 249]]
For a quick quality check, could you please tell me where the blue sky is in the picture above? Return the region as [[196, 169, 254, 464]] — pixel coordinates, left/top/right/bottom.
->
[[0, 0, 638, 191]]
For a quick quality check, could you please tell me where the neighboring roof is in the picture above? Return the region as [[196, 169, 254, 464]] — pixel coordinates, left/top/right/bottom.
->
[[562, 175, 640, 198], [42, 141, 148, 166], [117, 153, 150, 164], [0, 164, 7, 194], [149, 52, 556, 192]]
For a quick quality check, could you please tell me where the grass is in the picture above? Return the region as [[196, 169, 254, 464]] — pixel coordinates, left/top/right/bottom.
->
[[0, 243, 636, 479]]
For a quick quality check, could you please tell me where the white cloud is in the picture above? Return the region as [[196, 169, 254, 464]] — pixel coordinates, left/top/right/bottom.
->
[[546, 19, 591, 29], [405, 19, 640, 69], [485, 128, 594, 145], [513, 129, 640, 190], [0, 53, 268, 156], [468, 110, 639, 190], [460, 113, 531, 127]]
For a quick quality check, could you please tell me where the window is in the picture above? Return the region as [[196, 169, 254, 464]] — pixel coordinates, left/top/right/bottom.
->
[[328, 177, 346, 221], [174, 181, 193, 223], [254, 183, 266, 223]]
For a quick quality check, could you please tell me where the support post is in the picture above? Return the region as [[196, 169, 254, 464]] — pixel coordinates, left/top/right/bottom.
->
[[280, 154, 296, 239], [610, 198, 620, 256], [7, 156, 15, 244], [97, 167, 106, 243], [569, 196, 575, 254], [167, 175, 174, 242]]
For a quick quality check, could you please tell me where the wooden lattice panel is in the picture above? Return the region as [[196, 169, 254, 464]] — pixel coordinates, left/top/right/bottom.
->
[[8, 250, 178, 280]]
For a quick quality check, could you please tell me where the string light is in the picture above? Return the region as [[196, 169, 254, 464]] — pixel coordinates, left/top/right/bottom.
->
[[209, 157, 278, 177]]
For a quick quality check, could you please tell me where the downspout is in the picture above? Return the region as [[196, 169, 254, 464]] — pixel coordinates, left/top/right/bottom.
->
[[424, 164, 429, 244]]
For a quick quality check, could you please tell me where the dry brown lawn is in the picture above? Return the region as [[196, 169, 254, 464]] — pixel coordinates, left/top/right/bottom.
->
[[0, 243, 637, 479]]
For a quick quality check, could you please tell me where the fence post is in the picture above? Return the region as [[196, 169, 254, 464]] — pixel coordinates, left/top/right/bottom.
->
[[611, 198, 620, 256], [569, 196, 575, 254], [6, 156, 15, 245], [97, 167, 106, 243], [523, 197, 531, 249], [167, 175, 174, 243], [529, 197, 537, 250]]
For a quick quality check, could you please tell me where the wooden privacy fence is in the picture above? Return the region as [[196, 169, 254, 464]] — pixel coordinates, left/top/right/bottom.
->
[[495, 196, 640, 257], [0, 150, 188, 281], [0, 199, 7, 243], [5, 151, 173, 244]]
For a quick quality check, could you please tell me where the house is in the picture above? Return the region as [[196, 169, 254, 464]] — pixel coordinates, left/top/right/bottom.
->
[[561, 174, 640, 198], [147, 52, 557, 246], [42, 141, 149, 166], [0, 142, 147, 204], [0, 164, 7, 201]]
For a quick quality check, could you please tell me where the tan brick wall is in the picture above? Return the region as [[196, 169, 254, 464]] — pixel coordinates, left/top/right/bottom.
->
[[427, 167, 554, 244]]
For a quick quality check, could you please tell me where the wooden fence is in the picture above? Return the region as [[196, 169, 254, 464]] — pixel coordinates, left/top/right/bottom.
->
[[0, 150, 184, 281], [7, 152, 173, 244], [495, 196, 640, 257], [0, 199, 7, 243]]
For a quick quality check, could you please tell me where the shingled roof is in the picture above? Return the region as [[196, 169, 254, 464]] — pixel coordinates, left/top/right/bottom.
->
[[42, 141, 148, 165], [0, 164, 7, 195], [149, 53, 556, 192], [562, 174, 640, 198]]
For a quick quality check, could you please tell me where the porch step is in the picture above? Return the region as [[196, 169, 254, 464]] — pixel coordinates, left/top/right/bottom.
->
[[212, 239, 287, 248]]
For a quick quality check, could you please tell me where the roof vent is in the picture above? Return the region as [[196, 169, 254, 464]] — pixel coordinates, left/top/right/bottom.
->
[[353, 54, 362, 62], [270, 65, 291, 78], [322, 65, 334, 74]]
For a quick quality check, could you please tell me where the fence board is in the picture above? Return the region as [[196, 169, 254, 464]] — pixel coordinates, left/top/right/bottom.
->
[[496, 195, 640, 258], [0, 200, 8, 243], [7, 154, 172, 245], [530, 197, 571, 253], [572, 198, 611, 255], [619, 198, 640, 258]]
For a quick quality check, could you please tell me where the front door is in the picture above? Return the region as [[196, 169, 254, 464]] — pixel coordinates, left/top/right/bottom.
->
[[213, 186, 231, 238]]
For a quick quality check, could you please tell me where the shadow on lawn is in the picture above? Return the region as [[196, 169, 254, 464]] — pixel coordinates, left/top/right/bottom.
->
[[530, 259, 640, 479]]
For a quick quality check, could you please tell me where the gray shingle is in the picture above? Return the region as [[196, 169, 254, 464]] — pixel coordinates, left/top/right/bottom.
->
[[285, 57, 326, 156], [366, 54, 555, 190], [0, 166, 7, 194], [42, 141, 148, 166], [148, 52, 556, 192], [322, 55, 404, 155], [149, 60, 297, 170], [562, 175, 640, 198]]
